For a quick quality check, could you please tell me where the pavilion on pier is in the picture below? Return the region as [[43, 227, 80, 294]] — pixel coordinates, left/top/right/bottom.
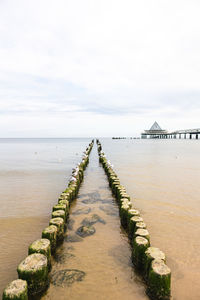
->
[[141, 122, 168, 138]]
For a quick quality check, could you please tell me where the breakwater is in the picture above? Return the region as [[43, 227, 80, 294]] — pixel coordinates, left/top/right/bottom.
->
[[2, 141, 94, 300], [39, 139, 148, 300], [97, 139, 171, 300]]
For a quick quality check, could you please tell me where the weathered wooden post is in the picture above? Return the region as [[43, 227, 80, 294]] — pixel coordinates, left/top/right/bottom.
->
[[17, 254, 48, 295], [2, 280, 28, 300], [147, 259, 171, 300]]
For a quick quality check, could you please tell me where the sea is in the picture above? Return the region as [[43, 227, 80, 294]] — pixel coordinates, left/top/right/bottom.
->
[[0, 138, 200, 299]]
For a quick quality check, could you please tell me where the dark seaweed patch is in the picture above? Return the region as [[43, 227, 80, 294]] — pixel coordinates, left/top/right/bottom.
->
[[81, 214, 106, 226], [78, 191, 101, 200], [54, 252, 75, 263], [65, 234, 83, 243], [72, 207, 91, 215], [101, 198, 114, 204], [67, 218, 75, 230], [76, 225, 96, 237], [99, 205, 118, 216], [82, 198, 100, 204], [51, 269, 86, 286]]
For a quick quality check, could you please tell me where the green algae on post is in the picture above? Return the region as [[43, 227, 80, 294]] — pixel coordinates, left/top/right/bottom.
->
[[58, 199, 69, 208], [135, 228, 150, 242], [28, 238, 51, 269], [49, 217, 64, 241], [119, 197, 132, 209], [119, 192, 131, 201], [135, 221, 146, 231], [119, 202, 130, 228], [144, 247, 166, 279], [127, 209, 140, 225], [147, 259, 171, 300], [128, 216, 143, 237], [59, 191, 72, 202], [132, 236, 150, 271], [2, 279, 28, 300], [52, 210, 66, 222], [53, 203, 67, 212], [53, 203, 69, 218], [42, 225, 57, 252], [17, 253, 48, 295]]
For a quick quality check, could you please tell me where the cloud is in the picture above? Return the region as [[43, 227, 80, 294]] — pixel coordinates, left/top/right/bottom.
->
[[0, 0, 200, 136]]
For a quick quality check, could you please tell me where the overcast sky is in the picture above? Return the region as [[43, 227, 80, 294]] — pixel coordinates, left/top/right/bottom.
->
[[0, 0, 200, 137]]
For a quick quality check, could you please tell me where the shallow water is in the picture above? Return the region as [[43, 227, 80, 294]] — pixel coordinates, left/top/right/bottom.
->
[[102, 139, 200, 300], [40, 148, 148, 300], [0, 138, 90, 295], [0, 138, 200, 299]]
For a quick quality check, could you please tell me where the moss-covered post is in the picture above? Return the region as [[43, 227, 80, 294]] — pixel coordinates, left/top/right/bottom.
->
[[128, 216, 143, 238], [132, 236, 150, 271], [119, 197, 131, 208], [17, 253, 48, 295], [135, 221, 146, 231], [120, 198, 132, 210], [2, 279, 28, 300], [58, 199, 69, 207], [52, 210, 66, 222], [115, 185, 124, 199], [135, 228, 150, 242], [28, 239, 51, 269], [109, 175, 118, 187], [57, 200, 70, 216], [147, 259, 171, 300], [58, 192, 70, 202], [127, 209, 140, 232], [120, 203, 130, 229], [49, 217, 64, 241], [119, 192, 131, 202], [112, 181, 120, 196], [42, 225, 57, 252], [144, 247, 166, 280], [53, 203, 68, 218]]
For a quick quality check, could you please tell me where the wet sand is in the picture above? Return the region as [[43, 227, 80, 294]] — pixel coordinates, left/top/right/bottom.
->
[[0, 216, 49, 294]]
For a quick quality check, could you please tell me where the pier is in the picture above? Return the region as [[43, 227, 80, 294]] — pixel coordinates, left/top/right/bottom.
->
[[141, 122, 200, 139]]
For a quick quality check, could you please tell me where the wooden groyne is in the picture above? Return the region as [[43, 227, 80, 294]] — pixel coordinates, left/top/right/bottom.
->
[[2, 139, 171, 300], [2, 141, 94, 300], [97, 139, 171, 300]]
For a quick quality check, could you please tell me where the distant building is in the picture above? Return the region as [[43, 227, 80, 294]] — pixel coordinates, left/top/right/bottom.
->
[[141, 121, 168, 138]]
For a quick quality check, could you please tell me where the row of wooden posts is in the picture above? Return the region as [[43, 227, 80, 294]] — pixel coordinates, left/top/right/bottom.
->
[[97, 139, 171, 300], [2, 141, 94, 300]]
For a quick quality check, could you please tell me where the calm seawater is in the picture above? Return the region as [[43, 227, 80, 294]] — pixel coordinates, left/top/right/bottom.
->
[[0, 138, 200, 300]]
